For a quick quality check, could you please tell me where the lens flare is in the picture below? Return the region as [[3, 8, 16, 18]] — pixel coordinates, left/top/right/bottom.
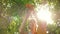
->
[[36, 4, 53, 24]]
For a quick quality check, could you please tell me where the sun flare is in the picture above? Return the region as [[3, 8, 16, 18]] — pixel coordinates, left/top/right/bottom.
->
[[36, 4, 53, 24]]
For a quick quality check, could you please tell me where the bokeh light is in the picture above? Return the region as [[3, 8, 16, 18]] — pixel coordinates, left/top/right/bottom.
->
[[36, 4, 54, 24]]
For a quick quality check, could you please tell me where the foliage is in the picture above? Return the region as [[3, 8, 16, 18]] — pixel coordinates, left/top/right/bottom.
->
[[0, 0, 60, 34]]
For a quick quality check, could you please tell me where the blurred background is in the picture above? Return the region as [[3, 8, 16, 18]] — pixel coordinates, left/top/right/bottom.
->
[[0, 0, 60, 34]]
